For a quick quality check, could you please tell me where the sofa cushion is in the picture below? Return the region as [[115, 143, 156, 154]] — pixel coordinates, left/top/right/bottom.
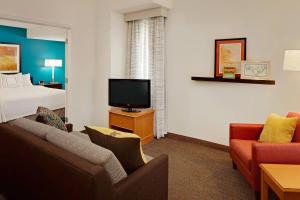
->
[[231, 139, 258, 171], [259, 113, 297, 143], [9, 118, 55, 139], [70, 131, 91, 142], [46, 131, 127, 184], [85, 126, 147, 174], [36, 106, 68, 132], [287, 112, 300, 142]]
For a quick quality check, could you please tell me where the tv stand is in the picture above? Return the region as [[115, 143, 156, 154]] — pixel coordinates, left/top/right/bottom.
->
[[122, 108, 141, 113], [109, 108, 154, 145]]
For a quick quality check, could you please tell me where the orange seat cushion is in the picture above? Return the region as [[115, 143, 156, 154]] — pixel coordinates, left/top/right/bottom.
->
[[231, 139, 258, 171]]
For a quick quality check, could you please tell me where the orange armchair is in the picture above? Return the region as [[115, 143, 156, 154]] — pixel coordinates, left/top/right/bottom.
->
[[229, 112, 300, 199]]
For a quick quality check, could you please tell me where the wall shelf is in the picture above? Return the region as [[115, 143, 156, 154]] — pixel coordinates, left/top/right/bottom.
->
[[191, 77, 275, 85]]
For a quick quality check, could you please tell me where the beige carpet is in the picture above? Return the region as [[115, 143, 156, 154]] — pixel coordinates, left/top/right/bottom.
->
[[144, 138, 274, 200]]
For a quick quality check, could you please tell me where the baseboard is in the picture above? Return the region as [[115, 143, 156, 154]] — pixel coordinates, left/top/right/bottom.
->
[[166, 132, 229, 152]]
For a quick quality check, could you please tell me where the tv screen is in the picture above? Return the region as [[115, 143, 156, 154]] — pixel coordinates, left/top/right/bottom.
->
[[109, 79, 151, 110]]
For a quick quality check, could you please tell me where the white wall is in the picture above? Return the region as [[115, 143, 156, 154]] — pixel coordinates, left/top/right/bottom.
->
[[166, 0, 300, 145], [110, 12, 127, 78], [91, 0, 128, 127], [92, 0, 111, 127], [0, 0, 97, 130]]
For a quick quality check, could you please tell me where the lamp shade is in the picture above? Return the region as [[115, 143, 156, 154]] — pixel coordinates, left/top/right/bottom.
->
[[283, 50, 300, 71], [44, 59, 62, 67]]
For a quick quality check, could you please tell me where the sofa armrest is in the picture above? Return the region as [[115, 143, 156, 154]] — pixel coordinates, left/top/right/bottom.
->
[[114, 154, 168, 200], [251, 143, 300, 190], [230, 123, 264, 141]]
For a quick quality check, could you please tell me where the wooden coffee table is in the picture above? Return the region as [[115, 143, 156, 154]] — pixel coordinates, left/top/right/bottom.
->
[[260, 164, 300, 200]]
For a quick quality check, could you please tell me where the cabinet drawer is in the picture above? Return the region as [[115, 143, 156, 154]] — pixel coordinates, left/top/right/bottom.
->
[[110, 114, 134, 130]]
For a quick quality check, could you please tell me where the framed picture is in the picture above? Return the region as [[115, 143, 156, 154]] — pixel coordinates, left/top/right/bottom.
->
[[241, 61, 271, 80], [215, 38, 246, 78], [0, 43, 20, 73]]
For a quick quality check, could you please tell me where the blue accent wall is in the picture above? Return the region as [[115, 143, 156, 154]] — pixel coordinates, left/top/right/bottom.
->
[[0, 25, 65, 88]]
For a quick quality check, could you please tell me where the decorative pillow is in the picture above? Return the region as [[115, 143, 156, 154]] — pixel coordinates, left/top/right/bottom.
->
[[22, 74, 33, 86], [36, 106, 68, 132], [1, 73, 23, 88], [259, 113, 298, 143], [85, 126, 147, 173]]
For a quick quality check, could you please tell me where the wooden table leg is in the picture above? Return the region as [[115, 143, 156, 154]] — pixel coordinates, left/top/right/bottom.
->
[[261, 171, 269, 200]]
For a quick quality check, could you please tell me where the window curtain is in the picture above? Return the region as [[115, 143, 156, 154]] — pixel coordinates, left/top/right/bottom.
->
[[126, 16, 166, 138]]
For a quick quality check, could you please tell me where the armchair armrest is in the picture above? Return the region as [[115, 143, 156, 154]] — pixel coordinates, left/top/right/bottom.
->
[[251, 143, 300, 190], [114, 154, 168, 200], [230, 123, 264, 141]]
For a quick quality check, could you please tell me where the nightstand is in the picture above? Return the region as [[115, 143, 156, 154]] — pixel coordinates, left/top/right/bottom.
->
[[43, 83, 63, 89]]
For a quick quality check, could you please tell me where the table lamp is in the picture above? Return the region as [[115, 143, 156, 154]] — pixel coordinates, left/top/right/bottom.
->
[[44, 59, 62, 83], [283, 50, 300, 71]]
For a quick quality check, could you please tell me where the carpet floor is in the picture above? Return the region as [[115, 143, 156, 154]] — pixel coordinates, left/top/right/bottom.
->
[[144, 138, 278, 200]]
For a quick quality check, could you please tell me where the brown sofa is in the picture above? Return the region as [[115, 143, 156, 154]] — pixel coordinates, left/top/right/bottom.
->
[[0, 123, 168, 200]]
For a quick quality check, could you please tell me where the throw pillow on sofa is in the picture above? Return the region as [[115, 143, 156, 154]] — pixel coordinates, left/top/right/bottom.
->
[[36, 106, 68, 132], [259, 113, 298, 143], [85, 126, 147, 174]]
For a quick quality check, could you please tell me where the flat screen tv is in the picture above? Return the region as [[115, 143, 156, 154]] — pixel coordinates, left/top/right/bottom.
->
[[109, 79, 151, 112]]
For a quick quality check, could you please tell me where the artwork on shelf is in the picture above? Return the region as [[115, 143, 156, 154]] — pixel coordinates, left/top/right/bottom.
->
[[223, 66, 236, 79], [241, 61, 271, 80], [0, 43, 20, 73], [215, 38, 246, 78]]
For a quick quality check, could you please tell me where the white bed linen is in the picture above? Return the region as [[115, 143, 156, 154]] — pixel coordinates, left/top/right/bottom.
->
[[0, 85, 65, 122]]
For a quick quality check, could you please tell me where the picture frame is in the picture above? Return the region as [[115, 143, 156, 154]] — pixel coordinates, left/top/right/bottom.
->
[[241, 61, 271, 80], [215, 38, 246, 78], [0, 43, 21, 74]]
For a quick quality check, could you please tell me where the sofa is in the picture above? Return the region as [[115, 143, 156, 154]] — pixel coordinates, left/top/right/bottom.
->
[[229, 112, 300, 198], [0, 121, 168, 200]]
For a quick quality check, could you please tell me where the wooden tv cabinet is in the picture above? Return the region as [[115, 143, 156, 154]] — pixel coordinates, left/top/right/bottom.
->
[[109, 108, 154, 145]]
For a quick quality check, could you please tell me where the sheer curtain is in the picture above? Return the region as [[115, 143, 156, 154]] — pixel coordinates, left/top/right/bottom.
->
[[126, 16, 166, 138]]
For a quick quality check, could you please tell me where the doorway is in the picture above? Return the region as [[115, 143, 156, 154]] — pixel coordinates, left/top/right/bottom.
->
[[0, 16, 71, 122]]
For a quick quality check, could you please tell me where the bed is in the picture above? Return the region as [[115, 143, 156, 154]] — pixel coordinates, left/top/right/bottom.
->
[[0, 85, 66, 123]]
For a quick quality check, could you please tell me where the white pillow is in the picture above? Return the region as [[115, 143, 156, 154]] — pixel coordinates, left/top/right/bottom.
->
[[22, 74, 33, 86], [1, 73, 23, 88]]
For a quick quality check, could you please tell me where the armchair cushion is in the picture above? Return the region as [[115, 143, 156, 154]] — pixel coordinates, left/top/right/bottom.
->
[[287, 112, 300, 142], [231, 139, 258, 171]]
